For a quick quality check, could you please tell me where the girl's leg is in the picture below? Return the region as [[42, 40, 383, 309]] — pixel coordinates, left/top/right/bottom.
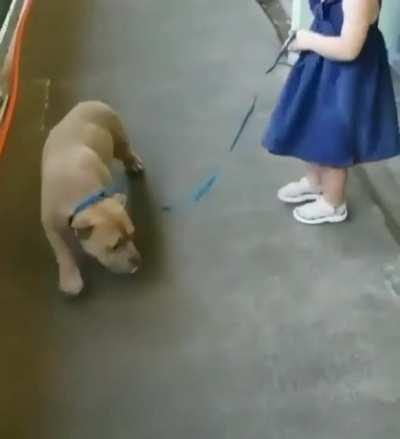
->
[[277, 163, 322, 203], [292, 166, 348, 224], [321, 167, 347, 206], [306, 164, 324, 188]]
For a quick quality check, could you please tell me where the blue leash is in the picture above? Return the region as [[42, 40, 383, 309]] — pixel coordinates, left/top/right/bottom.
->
[[69, 181, 125, 225], [265, 30, 296, 75], [162, 30, 296, 213], [71, 186, 121, 218], [162, 167, 222, 213], [162, 95, 257, 212], [229, 95, 257, 152]]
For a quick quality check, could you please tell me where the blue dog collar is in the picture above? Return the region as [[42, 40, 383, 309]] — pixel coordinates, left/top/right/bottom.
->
[[69, 186, 121, 224]]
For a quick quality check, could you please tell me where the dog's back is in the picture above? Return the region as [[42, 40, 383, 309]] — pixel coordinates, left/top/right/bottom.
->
[[42, 101, 123, 158], [41, 101, 121, 224]]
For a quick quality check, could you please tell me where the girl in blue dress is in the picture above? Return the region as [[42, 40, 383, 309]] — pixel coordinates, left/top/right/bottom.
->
[[262, 0, 400, 224]]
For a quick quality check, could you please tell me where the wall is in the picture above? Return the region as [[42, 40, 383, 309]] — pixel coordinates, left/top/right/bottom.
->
[[379, 1, 400, 70]]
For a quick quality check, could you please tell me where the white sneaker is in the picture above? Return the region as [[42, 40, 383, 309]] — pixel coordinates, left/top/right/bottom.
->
[[293, 197, 348, 225], [278, 177, 321, 204]]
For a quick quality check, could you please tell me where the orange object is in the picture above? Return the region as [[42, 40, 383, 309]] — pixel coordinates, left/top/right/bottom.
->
[[0, 0, 34, 156]]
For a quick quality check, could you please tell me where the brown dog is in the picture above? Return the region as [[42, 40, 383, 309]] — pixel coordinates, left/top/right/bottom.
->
[[41, 101, 144, 295]]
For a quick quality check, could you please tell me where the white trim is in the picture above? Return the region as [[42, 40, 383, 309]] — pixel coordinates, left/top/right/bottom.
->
[[0, 0, 26, 123], [0, 0, 20, 46], [389, 54, 400, 76], [0, 93, 9, 120]]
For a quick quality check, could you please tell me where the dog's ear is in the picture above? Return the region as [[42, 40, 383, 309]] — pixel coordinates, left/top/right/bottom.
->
[[112, 193, 127, 207], [69, 211, 94, 240]]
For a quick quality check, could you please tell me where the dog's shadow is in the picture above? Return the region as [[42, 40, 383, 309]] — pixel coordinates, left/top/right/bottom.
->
[[126, 171, 166, 283]]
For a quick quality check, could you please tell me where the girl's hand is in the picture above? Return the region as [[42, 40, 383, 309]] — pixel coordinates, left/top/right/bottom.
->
[[289, 0, 378, 61], [289, 29, 311, 52]]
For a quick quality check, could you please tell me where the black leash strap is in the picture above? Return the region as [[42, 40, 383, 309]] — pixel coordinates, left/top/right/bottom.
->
[[265, 30, 297, 75]]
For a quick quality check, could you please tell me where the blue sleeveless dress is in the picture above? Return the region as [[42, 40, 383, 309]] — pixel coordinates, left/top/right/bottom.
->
[[262, 0, 400, 167]]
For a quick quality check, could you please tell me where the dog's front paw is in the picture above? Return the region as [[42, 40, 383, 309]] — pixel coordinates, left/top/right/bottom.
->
[[125, 153, 144, 174], [59, 267, 84, 296]]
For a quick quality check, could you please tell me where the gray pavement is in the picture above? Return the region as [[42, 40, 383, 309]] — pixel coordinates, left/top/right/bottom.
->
[[0, 1, 400, 438]]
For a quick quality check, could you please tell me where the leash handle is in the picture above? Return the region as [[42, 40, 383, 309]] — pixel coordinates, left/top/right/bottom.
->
[[265, 30, 297, 75]]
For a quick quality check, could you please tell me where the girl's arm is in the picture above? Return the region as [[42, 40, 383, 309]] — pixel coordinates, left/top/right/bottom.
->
[[291, 0, 379, 62]]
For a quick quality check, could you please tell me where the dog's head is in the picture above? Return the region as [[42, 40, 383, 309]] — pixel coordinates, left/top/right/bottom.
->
[[69, 194, 141, 274]]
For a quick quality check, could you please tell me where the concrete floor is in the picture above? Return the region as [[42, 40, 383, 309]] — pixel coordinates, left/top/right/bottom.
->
[[1, 1, 400, 438]]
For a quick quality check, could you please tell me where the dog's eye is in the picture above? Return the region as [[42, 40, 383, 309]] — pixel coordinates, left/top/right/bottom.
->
[[110, 239, 123, 251]]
